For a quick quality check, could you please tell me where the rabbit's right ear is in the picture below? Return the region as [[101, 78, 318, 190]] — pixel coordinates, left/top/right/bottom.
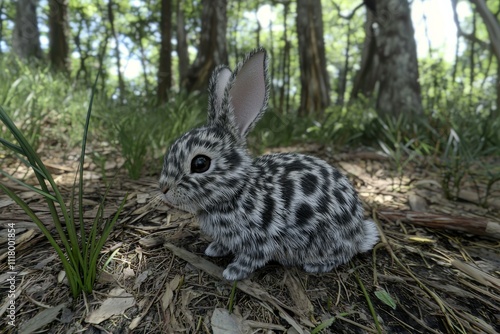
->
[[208, 65, 232, 122]]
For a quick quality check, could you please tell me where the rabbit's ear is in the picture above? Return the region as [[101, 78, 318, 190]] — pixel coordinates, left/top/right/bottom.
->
[[228, 48, 269, 138], [208, 65, 232, 118]]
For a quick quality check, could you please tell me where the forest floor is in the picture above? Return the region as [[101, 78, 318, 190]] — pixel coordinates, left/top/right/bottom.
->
[[0, 144, 499, 334]]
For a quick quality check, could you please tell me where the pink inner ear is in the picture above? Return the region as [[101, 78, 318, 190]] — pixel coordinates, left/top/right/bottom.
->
[[230, 52, 266, 136]]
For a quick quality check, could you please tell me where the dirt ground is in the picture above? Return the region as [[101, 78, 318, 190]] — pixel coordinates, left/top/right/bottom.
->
[[0, 145, 499, 334]]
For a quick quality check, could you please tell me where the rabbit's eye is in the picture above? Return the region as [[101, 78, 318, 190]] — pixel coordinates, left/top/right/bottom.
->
[[191, 155, 211, 173]]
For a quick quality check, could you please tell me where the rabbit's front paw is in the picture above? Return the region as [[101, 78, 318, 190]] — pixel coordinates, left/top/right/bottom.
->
[[205, 242, 230, 257], [222, 263, 251, 281]]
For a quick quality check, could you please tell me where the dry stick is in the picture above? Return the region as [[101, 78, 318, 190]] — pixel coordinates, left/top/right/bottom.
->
[[372, 214, 468, 333], [164, 243, 314, 333], [335, 315, 377, 333], [378, 210, 500, 240]]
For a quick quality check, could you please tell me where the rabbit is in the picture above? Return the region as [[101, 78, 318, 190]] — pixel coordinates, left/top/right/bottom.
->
[[159, 48, 379, 281]]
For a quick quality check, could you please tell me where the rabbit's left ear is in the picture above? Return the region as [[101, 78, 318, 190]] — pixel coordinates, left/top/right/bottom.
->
[[227, 48, 269, 138]]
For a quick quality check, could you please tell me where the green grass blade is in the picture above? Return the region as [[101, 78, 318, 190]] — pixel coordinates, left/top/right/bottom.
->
[[78, 73, 100, 268], [0, 184, 83, 297], [0, 106, 76, 260], [87, 194, 127, 290], [311, 317, 336, 334], [354, 269, 382, 334], [0, 170, 58, 201], [0, 137, 24, 155]]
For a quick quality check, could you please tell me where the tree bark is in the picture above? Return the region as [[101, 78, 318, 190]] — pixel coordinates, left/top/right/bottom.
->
[[176, 0, 189, 88], [184, 0, 228, 92], [48, 0, 70, 72], [0, 2, 4, 54], [156, 0, 172, 104], [107, 0, 125, 103], [351, 9, 379, 101], [296, 0, 330, 116], [373, 0, 423, 117], [13, 0, 42, 60], [469, 0, 500, 118]]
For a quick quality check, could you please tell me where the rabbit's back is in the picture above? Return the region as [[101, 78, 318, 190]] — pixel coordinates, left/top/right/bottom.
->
[[252, 153, 369, 267]]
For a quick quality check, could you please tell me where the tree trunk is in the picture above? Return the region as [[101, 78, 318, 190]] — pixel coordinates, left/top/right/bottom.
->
[[48, 0, 70, 72], [176, 0, 189, 88], [0, 2, 4, 54], [156, 0, 172, 104], [351, 9, 379, 101], [373, 0, 422, 117], [469, 0, 500, 117], [184, 0, 228, 92], [13, 0, 42, 60], [107, 0, 125, 103], [296, 0, 330, 116], [137, 23, 150, 95]]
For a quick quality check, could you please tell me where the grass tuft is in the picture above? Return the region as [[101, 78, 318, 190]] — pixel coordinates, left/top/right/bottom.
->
[[0, 74, 127, 298]]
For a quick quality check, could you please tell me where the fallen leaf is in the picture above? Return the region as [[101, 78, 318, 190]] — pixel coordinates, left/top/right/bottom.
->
[[161, 275, 181, 311], [408, 193, 428, 212], [284, 273, 314, 316], [374, 288, 397, 310], [211, 308, 246, 334], [85, 288, 135, 324], [136, 193, 150, 204], [133, 270, 150, 290], [18, 303, 66, 334]]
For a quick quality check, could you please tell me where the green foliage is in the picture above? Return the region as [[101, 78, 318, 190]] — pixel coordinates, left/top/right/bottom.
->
[[0, 81, 126, 298], [97, 92, 205, 179]]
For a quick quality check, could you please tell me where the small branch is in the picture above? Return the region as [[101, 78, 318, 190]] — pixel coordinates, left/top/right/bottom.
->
[[377, 210, 500, 240]]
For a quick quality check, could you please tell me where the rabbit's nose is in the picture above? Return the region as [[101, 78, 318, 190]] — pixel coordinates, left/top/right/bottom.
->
[[161, 186, 169, 194]]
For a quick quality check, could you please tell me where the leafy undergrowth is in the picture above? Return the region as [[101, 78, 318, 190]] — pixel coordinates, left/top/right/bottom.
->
[[0, 144, 499, 334]]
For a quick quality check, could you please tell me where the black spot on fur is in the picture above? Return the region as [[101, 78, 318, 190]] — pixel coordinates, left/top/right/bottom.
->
[[261, 197, 275, 229], [333, 188, 346, 205], [317, 195, 331, 214], [335, 209, 351, 225], [286, 160, 306, 173], [346, 224, 362, 239], [296, 203, 314, 224], [283, 178, 295, 209], [332, 168, 343, 180], [243, 198, 255, 211], [350, 198, 359, 215], [301, 174, 318, 195], [218, 218, 231, 228], [226, 150, 241, 170]]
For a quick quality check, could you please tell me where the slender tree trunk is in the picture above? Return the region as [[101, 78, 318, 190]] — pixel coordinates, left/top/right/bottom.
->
[[373, 0, 422, 117], [469, 0, 500, 117], [48, 0, 70, 72], [0, 2, 4, 54], [176, 0, 189, 88], [136, 20, 150, 94], [157, 0, 172, 104], [337, 21, 351, 106], [13, 0, 42, 60], [296, 0, 330, 116], [107, 0, 125, 103], [184, 0, 228, 92]]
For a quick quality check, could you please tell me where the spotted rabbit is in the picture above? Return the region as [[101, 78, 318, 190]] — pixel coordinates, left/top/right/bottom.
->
[[159, 48, 379, 280]]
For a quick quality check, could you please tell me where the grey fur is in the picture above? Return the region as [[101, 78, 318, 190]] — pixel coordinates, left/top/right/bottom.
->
[[160, 48, 379, 280]]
